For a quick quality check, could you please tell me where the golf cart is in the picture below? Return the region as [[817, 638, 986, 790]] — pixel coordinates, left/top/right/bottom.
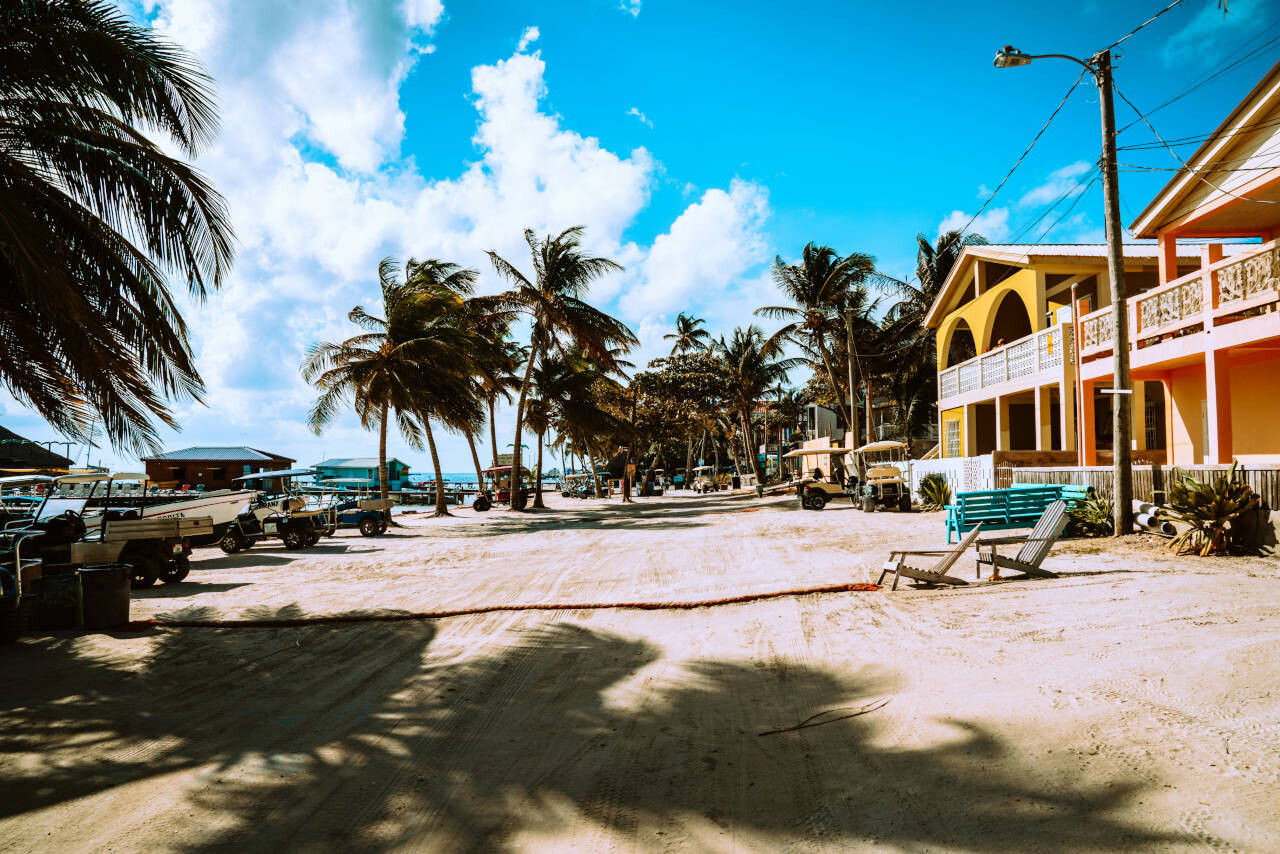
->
[[474, 465, 533, 511], [691, 465, 717, 494], [219, 469, 335, 552], [785, 446, 856, 510], [852, 440, 913, 512], [560, 472, 594, 499]]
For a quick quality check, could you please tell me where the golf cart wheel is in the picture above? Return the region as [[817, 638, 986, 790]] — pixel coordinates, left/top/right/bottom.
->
[[0, 599, 33, 643], [129, 554, 161, 589], [282, 530, 306, 550], [304, 531, 322, 547], [237, 536, 254, 551], [358, 517, 379, 537], [860, 496, 876, 513], [160, 557, 190, 584], [897, 494, 912, 512], [804, 492, 827, 511], [376, 518, 389, 535], [472, 496, 491, 512], [218, 533, 241, 554]]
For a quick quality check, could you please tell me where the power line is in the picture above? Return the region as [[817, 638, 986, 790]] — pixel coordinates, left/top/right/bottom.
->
[[1113, 81, 1280, 204], [1120, 110, 1280, 151], [1105, 0, 1188, 51], [1038, 172, 1102, 241]]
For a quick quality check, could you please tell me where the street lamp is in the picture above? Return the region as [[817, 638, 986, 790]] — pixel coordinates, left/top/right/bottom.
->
[[994, 44, 1133, 538]]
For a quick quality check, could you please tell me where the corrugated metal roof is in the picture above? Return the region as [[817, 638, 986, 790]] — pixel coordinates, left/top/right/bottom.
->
[[315, 457, 408, 469], [976, 243, 1201, 258], [143, 446, 293, 462]]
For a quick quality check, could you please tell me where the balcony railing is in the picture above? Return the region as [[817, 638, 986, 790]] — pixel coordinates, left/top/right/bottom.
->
[[938, 324, 1071, 405]]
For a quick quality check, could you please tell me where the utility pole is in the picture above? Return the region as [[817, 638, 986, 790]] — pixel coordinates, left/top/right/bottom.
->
[[844, 309, 858, 449], [994, 44, 1133, 537], [1095, 49, 1134, 537]]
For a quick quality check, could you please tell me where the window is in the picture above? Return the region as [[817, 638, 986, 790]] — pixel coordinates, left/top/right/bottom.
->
[[944, 420, 961, 458]]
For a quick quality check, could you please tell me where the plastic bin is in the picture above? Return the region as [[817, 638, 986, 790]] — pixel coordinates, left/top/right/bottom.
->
[[80, 564, 131, 628], [34, 570, 82, 629]]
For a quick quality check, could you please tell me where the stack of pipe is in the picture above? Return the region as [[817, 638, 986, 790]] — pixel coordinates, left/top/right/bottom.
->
[[1133, 499, 1176, 536]]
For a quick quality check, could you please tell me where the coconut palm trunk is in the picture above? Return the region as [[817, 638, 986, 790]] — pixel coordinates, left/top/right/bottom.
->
[[814, 336, 853, 434], [684, 434, 695, 490], [487, 397, 499, 468], [378, 399, 389, 501], [587, 446, 603, 498], [533, 430, 545, 508], [422, 416, 450, 517], [741, 411, 764, 484], [509, 338, 541, 510], [466, 434, 485, 495]]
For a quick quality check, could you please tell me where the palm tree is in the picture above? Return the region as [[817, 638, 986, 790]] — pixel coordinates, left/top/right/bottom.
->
[[302, 258, 479, 513], [487, 226, 636, 509], [756, 244, 878, 436], [460, 299, 520, 492], [0, 0, 234, 453], [716, 326, 803, 486], [664, 312, 711, 354]]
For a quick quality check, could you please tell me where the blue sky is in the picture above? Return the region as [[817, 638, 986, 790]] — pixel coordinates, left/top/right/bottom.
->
[[5, 0, 1278, 473]]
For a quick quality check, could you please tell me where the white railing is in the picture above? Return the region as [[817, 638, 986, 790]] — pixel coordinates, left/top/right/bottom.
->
[[937, 324, 1074, 405], [1217, 241, 1280, 309], [1080, 306, 1114, 355], [1136, 271, 1203, 338]]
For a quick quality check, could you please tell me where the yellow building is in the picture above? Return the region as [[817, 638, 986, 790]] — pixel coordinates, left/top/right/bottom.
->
[[927, 61, 1280, 468]]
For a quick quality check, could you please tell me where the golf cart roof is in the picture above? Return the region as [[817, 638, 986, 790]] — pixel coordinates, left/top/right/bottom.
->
[[233, 468, 316, 482], [855, 440, 909, 454], [109, 472, 149, 481], [314, 477, 372, 485], [0, 474, 54, 488], [782, 447, 851, 458], [54, 472, 112, 484], [482, 465, 530, 474]]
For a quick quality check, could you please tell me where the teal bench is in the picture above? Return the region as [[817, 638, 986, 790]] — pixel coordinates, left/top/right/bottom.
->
[[1010, 482, 1095, 507], [944, 486, 1064, 543]]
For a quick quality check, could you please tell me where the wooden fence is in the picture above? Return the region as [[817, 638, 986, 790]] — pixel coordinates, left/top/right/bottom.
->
[[1000, 465, 1280, 508]]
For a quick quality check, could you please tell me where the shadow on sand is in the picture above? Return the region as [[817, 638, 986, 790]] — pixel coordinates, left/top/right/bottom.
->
[[0, 616, 1186, 851]]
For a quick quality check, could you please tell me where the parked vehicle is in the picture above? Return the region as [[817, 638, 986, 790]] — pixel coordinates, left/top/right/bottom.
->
[[473, 465, 532, 511], [334, 497, 391, 536], [784, 447, 855, 510], [852, 441, 914, 512], [691, 465, 718, 494], [218, 494, 328, 553], [786, 441, 914, 512]]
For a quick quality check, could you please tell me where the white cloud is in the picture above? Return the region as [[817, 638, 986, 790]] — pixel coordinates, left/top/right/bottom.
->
[[1163, 0, 1259, 68], [937, 207, 1010, 242], [619, 0, 642, 17], [627, 106, 653, 128], [69, 1, 776, 473], [515, 25, 539, 53], [1018, 160, 1092, 208]]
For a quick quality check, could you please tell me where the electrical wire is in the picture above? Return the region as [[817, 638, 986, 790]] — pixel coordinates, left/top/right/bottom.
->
[[1037, 172, 1102, 241], [1104, 0, 1188, 51], [1120, 112, 1280, 152], [1113, 81, 1280, 204]]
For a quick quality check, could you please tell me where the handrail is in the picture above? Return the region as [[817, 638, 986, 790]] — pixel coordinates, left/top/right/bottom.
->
[[938, 323, 1071, 402]]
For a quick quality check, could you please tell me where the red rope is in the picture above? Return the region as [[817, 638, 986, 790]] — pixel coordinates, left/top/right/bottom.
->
[[129, 582, 881, 630]]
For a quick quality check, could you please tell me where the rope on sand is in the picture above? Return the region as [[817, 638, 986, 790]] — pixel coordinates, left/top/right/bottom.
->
[[134, 582, 881, 630]]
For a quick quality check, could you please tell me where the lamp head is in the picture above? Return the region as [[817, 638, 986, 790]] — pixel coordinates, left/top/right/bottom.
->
[[994, 45, 1033, 68]]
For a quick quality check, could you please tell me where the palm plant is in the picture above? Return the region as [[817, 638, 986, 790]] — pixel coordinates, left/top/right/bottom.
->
[[756, 244, 879, 437], [1159, 464, 1261, 556], [487, 226, 636, 509], [302, 258, 480, 514], [0, 0, 235, 453], [715, 326, 803, 486], [664, 312, 711, 354]]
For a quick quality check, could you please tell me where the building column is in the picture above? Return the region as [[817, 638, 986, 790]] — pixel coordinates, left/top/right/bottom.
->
[[995, 394, 1010, 452], [1034, 385, 1053, 451], [1131, 379, 1148, 452], [963, 403, 979, 457], [1059, 379, 1076, 457], [1205, 348, 1233, 463], [1160, 377, 1177, 465], [1157, 232, 1178, 285], [1081, 379, 1098, 466]]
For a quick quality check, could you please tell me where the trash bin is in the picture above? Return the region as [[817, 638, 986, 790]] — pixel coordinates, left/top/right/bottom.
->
[[80, 564, 131, 629], [641, 481, 652, 497], [34, 569, 82, 629], [731, 475, 741, 489]]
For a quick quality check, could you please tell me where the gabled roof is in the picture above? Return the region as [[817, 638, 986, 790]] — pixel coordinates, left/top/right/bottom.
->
[[1130, 59, 1280, 239], [315, 457, 409, 469], [922, 243, 1202, 329], [142, 446, 294, 462]]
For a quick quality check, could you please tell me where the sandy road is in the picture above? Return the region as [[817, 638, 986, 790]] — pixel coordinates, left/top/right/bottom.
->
[[2, 489, 1279, 852]]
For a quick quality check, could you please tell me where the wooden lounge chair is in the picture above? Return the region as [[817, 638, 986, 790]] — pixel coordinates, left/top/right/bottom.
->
[[975, 500, 1067, 580], [878, 524, 984, 590]]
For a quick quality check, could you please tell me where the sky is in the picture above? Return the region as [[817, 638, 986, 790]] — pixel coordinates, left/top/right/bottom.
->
[[5, 0, 1279, 475]]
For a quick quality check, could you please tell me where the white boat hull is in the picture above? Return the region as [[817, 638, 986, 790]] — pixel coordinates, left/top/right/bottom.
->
[[140, 490, 257, 527]]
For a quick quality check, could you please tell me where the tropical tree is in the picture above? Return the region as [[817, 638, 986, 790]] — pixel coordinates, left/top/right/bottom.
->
[[664, 312, 711, 354], [715, 326, 803, 486], [487, 226, 636, 509], [302, 258, 480, 514], [756, 244, 879, 436], [461, 299, 521, 489], [0, 0, 234, 453]]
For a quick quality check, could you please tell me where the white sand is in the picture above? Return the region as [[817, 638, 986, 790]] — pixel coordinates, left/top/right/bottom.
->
[[2, 489, 1279, 852]]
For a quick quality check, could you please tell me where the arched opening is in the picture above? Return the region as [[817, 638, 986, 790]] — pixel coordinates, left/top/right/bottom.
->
[[988, 290, 1033, 350], [944, 319, 976, 367]]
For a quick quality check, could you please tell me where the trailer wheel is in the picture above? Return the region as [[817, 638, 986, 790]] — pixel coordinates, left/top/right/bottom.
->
[[0, 599, 33, 643], [219, 533, 241, 554], [282, 530, 306, 550], [129, 553, 161, 589], [472, 496, 491, 512], [160, 557, 190, 584], [358, 517, 379, 537]]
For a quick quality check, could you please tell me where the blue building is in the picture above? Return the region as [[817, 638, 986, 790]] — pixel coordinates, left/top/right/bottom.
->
[[313, 457, 411, 491]]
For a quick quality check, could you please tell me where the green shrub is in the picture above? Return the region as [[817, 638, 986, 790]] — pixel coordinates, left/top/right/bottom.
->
[[1158, 463, 1260, 556], [1068, 491, 1114, 538], [918, 473, 951, 511]]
